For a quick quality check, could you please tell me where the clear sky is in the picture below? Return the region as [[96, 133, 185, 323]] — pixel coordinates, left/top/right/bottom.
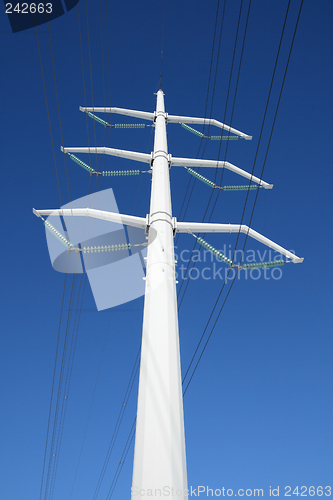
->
[[0, 1, 332, 500]]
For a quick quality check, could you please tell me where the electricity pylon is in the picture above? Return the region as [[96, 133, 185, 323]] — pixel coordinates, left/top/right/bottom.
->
[[34, 89, 303, 500]]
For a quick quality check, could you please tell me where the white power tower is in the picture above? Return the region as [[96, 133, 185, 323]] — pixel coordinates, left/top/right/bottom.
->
[[34, 89, 303, 500]]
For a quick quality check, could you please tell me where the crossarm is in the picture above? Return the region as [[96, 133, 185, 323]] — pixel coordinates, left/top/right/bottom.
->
[[171, 157, 273, 189], [167, 115, 252, 140], [33, 208, 147, 230], [61, 146, 151, 164], [176, 221, 303, 263], [79, 106, 155, 121]]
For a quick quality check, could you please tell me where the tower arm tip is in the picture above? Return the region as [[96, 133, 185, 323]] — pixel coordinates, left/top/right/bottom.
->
[[292, 257, 304, 263], [33, 208, 41, 218]]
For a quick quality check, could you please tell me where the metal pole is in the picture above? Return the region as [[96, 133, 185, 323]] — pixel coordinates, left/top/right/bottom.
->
[[33, 88, 303, 500], [131, 90, 188, 499]]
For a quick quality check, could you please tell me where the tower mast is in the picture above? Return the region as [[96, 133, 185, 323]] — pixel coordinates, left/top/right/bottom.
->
[[34, 89, 303, 500], [131, 89, 188, 498]]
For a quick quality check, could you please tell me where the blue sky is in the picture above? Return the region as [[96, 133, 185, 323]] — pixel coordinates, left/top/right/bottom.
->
[[0, 1, 332, 499]]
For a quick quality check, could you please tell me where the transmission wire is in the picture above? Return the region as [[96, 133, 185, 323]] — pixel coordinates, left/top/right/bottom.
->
[[176, 0, 224, 227], [44, 3, 97, 493], [177, 0, 242, 304], [40, 2, 110, 496], [67, 8, 153, 492], [91, 348, 141, 500], [183, 0, 291, 388], [34, 18, 72, 500], [182, 0, 302, 395], [105, 418, 137, 500], [158, 0, 166, 90], [43, 261, 80, 500], [64, 4, 117, 497], [105, 0, 112, 121], [35, 0, 117, 496], [37, 269, 69, 500], [34, 12, 82, 500], [49, 268, 85, 500]]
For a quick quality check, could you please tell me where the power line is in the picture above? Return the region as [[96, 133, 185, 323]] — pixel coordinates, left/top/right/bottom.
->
[[67, 277, 90, 500], [175, 0, 221, 225], [91, 347, 140, 500], [99, 0, 107, 118], [212, 0, 244, 188], [65, 7, 155, 493], [85, 0, 99, 173], [209, 0, 251, 207], [158, 0, 166, 90], [182, 0, 292, 389], [105, 0, 112, 117], [37, 3, 106, 496], [34, 12, 81, 499], [45, 17, 73, 210], [38, 269, 69, 500], [105, 417, 137, 500], [49, 269, 85, 500], [182, 0, 303, 397], [35, 3, 138, 498], [177, 0, 246, 305], [175, 0, 224, 267], [43, 261, 80, 500], [34, 24, 63, 207]]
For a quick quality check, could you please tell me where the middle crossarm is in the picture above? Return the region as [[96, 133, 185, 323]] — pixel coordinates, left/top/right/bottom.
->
[[61, 146, 272, 189], [171, 157, 273, 189], [176, 222, 303, 263]]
